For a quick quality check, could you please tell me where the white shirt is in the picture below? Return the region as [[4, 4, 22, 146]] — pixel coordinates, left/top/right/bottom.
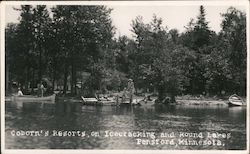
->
[[17, 90, 23, 96]]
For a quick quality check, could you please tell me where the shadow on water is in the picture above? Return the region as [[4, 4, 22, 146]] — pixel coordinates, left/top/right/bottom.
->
[[154, 104, 177, 113], [55, 101, 82, 116]]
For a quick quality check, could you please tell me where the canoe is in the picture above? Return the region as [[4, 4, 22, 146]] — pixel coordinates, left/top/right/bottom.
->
[[5, 97, 12, 102], [11, 94, 56, 103], [228, 95, 244, 106]]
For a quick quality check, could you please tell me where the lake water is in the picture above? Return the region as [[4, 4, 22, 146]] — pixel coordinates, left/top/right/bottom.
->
[[5, 100, 246, 150]]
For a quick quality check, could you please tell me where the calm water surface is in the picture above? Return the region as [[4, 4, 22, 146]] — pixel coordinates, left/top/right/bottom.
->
[[5, 100, 246, 150]]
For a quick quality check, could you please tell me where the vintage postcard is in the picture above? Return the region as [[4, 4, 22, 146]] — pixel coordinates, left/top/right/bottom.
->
[[1, 1, 249, 154]]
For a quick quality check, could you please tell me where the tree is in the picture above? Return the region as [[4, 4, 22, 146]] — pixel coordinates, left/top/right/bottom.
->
[[220, 7, 246, 96], [6, 5, 53, 94], [14, 5, 35, 91], [115, 36, 131, 73], [5, 23, 18, 93], [131, 15, 190, 103], [180, 5, 213, 95], [130, 16, 150, 93], [6, 5, 246, 99], [193, 5, 211, 50], [52, 5, 114, 95], [33, 5, 51, 82]]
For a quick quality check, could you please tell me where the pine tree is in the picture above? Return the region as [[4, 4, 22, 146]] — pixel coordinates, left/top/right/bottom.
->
[[193, 5, 211, 51]]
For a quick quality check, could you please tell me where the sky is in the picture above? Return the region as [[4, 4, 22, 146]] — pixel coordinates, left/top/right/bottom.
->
[[5, 4, 246, 38]]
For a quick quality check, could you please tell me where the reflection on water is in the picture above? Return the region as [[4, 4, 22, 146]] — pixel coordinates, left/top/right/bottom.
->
[[5, 100, 246, 150]]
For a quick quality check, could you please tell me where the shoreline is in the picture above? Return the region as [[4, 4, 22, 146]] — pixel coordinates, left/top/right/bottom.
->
[[175, 99, 228, 106], [5, 95, 246, 107]]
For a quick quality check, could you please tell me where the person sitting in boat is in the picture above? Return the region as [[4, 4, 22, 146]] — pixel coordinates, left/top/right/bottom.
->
[[96, 93, 109, 101], [142, 94, 153, 103], [17, 87, 23, 96]]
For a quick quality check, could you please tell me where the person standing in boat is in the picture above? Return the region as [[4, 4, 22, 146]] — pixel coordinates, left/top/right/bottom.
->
[[127, 79, 135, 104], [39, 81, 45, 97]]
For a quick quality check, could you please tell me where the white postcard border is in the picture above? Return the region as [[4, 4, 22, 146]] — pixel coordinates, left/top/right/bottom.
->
[[1, 1, 249, 154]]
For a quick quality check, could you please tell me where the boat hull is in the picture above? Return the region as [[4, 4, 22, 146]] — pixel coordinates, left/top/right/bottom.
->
[[228, 95, 244, 106], [228, 101, 243, 106], [12, 94, 56, 103], [81, 96, 141, 106], [81, 96, 117, 106]]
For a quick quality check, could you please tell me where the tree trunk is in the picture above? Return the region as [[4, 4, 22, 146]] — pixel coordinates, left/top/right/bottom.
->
[[63, 63, 68, 95], [191, 79, 195, 95], [157, 81, 166, 102], [71, 65, 76, 95], [39, 44, 42, 82], [74, 70, 77, 95], [25, 66, 30, 93], [31, 68, 35, 93], [5, 57, 9, 93], [239, 66, 245, 96], [70, 56, 77, 95], [170, 93, 176, 103], [52, 56, 56, 91], [52, 72, 55, 92], [71, 65, 73, 94]]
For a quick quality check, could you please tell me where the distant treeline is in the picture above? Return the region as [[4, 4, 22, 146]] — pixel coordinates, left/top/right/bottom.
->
[[5, 5, 246, 100]]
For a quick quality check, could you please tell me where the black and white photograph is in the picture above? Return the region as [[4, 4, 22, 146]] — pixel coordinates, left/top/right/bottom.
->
[[1, 1, 249, 153]]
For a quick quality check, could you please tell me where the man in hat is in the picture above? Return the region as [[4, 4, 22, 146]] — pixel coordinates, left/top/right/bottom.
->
[[127, 79, 135, 104], [39, 81, 45, 97]]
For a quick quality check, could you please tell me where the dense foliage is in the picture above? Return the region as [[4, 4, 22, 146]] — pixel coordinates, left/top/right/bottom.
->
[[5, 5, 247, 101]]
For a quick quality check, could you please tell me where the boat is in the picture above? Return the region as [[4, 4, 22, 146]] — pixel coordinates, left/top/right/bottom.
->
[[81, 96, 118, 106], [98, 97, 117, 106], [11, 94, 56, 103], [228, 94, 244, 106], [119, 98, 142, 106], [81, 96, 100, 105], [81, 96, 141, 106], [5, 97, 12, 102]]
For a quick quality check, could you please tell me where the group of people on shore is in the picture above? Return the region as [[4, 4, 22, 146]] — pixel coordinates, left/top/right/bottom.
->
[[16, 78, 138, 104]]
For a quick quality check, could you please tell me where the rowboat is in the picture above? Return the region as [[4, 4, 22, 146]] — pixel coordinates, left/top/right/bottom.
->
[[117, 97, 143, 106], [11, 94, 56, 103], [81, 96, 142, 106], [81, 96, 99, 104], [81, 96, 117, 106], [228, 94, 244, 106]]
